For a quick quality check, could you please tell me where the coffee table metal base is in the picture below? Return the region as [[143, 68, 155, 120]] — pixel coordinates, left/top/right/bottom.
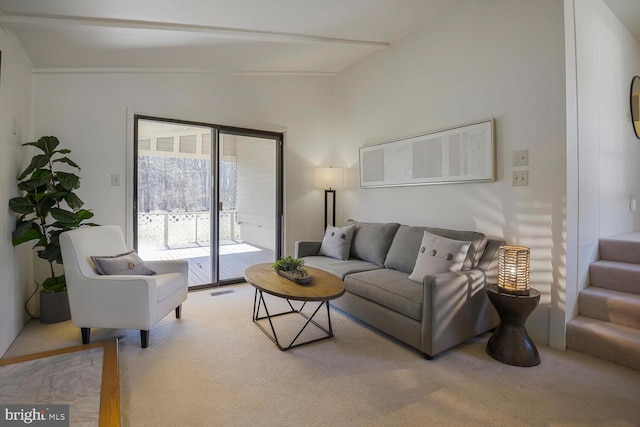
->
[[252, 289, 334, 351]]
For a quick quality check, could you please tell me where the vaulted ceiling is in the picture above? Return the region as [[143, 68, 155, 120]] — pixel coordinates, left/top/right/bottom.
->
[[0, 0, 465, 74], [1, 1, 638, 75], [603, 0, 640, 45]]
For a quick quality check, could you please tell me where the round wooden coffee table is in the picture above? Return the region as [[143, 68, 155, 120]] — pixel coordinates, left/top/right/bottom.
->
[[244, 263, 346, 351]]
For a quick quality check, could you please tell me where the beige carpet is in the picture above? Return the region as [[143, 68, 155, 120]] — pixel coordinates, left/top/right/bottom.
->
[[4, 283, 640, 427]]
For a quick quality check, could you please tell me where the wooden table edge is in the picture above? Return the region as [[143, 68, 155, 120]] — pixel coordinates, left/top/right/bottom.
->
[[244, 263, 345, 302]]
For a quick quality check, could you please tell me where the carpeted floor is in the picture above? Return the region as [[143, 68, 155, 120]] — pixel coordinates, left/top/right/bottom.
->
[[4, 283, 640, 426]]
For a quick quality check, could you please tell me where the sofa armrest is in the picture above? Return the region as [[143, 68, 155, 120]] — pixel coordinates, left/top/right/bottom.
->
[[422, 269, 498, 357], [295, 241, 322, 258]]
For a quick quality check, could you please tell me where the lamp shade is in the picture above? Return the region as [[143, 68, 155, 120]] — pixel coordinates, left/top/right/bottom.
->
[[315, 167, 344, 190], [497, 245, 530, 296]]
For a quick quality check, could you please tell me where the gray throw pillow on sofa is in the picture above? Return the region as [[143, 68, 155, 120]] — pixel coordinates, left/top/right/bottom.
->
[[319, 224, 356, 260], [91, 250, 156, 276], [408, 231, 471, 282], [385, 225, 487, 273]]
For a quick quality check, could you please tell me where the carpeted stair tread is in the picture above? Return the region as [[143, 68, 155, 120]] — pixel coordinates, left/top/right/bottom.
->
[[578, 286, 640, 329], [566, 316, 640, 371], [598, 237, 640, 264], [589, 260, 640, 295]]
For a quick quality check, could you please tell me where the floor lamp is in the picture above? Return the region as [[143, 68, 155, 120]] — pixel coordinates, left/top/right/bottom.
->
[[315, 167, 344, 231]]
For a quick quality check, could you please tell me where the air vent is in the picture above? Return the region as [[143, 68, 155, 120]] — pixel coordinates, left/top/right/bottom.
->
[[210, 289, 235, 297]]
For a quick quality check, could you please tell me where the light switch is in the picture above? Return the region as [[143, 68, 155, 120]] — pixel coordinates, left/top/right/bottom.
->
[[111, 174, 120, 186], [513, 150, 529, 167], [513, 171, 528, 186]]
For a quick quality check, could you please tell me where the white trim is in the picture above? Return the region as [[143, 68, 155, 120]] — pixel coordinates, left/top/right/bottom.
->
[[0, 26, 34, 70], [125, 109, 135, 247], [562, 0, 579, 351], [32, 68, 337, 76], [0, 13, 389, 47]]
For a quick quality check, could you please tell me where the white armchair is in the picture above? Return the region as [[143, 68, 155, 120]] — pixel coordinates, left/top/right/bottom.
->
[[60, 225, 188, 348]]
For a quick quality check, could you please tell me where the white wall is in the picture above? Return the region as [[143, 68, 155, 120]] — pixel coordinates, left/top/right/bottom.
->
[[593, 2, 640, 236], [329, 0, 566, 347], [0, 31, 34, 355], [32, 73, 333, 258], [569, 0, 640, 308]]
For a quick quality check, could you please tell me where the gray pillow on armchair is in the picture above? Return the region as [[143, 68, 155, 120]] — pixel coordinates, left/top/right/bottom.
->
[[91, 250, 156, 276]]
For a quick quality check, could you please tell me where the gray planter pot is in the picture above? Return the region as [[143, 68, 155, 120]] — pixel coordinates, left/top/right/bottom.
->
[[40, 291, 71, 324], [276, 269, 311, 285]]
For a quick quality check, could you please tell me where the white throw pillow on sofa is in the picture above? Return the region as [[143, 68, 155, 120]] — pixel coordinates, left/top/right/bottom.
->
[[319, 224, 356, 260], [408, 231, 471, 282]]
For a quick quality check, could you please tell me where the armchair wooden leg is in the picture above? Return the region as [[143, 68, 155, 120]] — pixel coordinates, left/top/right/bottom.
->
[[81, 328, 90, 344], [140, 330, 149, 348], [175, 305, 182, 319]]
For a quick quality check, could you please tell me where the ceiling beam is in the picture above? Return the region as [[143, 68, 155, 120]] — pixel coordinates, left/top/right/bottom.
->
[[32, 68, 338, 76], [0, 13, 390, 47]]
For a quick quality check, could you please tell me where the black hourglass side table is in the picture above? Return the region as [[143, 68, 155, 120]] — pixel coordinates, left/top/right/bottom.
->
[[486, 284, 541, 367]]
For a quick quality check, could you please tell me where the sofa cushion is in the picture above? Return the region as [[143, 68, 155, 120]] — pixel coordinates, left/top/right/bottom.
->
[[344, 269, 423, 321], [408, 231, 471, 282], [301, 256, 382, 280], [347, 220, 400, 266], [318, 224, 356, 260], [385, 225, 487, 273]]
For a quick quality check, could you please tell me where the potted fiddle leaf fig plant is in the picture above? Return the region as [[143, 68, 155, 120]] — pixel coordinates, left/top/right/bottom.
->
[[9, 136, 97, 323]]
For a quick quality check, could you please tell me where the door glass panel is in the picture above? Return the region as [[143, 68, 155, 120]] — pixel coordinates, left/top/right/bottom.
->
[[218, 134, 276, 281], [136, 119, 213, 287]]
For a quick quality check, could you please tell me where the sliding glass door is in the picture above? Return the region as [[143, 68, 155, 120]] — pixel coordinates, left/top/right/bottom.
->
[[218, 133, 278, 280], [134, 116, 282, 288]]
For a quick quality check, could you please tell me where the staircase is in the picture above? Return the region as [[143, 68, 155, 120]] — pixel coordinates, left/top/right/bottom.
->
[[566, 234, 640, 371]]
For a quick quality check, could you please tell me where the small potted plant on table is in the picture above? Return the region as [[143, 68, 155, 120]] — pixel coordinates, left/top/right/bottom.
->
[[272, 255, 311, 285]]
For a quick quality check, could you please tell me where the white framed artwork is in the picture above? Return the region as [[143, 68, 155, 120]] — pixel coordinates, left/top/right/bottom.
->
[[359, 119, 495, 188]]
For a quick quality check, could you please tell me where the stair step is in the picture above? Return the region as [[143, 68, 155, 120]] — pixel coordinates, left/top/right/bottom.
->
[[567, 316, 640, 371], [589, 261, 640, 295], [599, 235, 640, 264], [579, 287, 640, 329]]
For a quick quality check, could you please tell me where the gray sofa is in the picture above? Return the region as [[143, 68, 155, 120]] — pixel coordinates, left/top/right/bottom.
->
[[295, 221, 503, 359]]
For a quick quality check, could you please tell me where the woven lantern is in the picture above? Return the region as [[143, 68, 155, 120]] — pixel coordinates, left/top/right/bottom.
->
[[497, 246, 530, 296]]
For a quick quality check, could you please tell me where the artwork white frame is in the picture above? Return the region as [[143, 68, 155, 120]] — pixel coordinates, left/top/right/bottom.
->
[[359, 119, 495, 188]]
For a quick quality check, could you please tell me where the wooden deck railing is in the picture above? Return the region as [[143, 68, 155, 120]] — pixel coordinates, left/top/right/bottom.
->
[[137, 210, 240, 248]]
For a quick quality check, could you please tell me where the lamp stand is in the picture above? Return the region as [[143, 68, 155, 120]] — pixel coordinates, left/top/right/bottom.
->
[[324, 189, 336, 230]]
